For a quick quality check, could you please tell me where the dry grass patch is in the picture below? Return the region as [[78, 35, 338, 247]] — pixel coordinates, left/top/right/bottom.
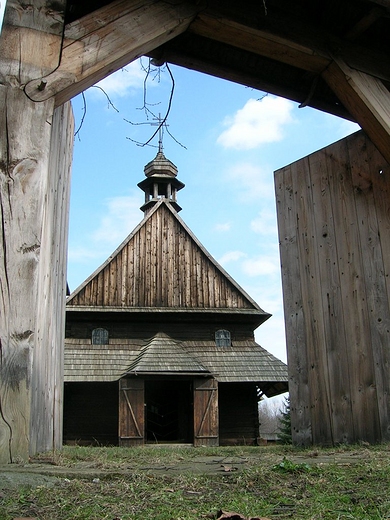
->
[[1, 444, 390, 519]]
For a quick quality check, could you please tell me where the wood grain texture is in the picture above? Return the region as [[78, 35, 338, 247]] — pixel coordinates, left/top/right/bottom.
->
[[275, 160, 312, 445], [0, 0, 68, 463], [68, 201, 264, 313], [30, 101, 74, 456], [119, 378, 145, 446], [322, 59, 390, 165], [189, 12, 330, 74], [276, 130, 390, 445], [24, 0, 201, 106], [193, 378, 218, 446]]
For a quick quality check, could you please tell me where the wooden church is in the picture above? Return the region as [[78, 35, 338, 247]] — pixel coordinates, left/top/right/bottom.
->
[[63, 150, 288, 446]]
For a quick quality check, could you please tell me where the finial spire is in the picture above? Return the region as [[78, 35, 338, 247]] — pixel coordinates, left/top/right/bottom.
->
[[151, 113, 166, 154]]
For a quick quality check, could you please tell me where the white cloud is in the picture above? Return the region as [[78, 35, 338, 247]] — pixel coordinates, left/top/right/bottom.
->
[[217, 96, 295, 150], [214, 222, 231, 232], [92, 193, 141, 246], [218, 250, 247, 265], [336, 119, 360, 138], [67, 246, 102, 263], [68, 193, 141, 267], [242, 255, 280, 276], [250, 208, 278, 236], [92, 62, 145, 98], [226, 162, 274, 200]]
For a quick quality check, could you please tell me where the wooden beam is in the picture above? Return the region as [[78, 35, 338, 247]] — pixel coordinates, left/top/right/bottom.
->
[[25, 0, 201, 106], [147, 41, 352, 120], [368, 0, 390, 9], [322, 58, 390, 164], [344, 7, 385, 41], [188, 12, 330, 74], [188, 9, 390, 84]]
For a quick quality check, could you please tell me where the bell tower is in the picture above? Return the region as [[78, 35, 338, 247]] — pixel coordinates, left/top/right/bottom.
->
[[138, 150, 185, 214]]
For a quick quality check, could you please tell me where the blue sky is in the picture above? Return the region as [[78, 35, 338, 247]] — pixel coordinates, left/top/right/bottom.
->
[[68, 58, 359, 365]]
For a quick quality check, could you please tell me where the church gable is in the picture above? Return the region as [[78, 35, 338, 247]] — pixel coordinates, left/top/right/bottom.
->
[[67, 200, 263, 311]]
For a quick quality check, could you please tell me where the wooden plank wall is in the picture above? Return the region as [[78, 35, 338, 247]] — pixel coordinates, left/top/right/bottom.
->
[[275, 131, 390, 445], [66, 318, 255, 342], [69, 204, 253, 309], [63, 382, 119, 445], [219, 383, 259, 445]]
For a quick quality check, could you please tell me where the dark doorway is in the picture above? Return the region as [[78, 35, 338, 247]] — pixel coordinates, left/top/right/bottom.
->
[[145, 380, 193, 443]]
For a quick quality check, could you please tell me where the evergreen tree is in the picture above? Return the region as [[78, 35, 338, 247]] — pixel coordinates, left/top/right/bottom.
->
[[277, 395, 292, 444]]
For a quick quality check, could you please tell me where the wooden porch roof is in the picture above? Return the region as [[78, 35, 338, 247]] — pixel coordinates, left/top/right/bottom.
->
[[64, 333, 288, 397], [125, 332, 210, 375]]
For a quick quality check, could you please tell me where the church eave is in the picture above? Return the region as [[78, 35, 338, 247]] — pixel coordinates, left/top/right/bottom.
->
[[140, 199, 182, 213], [65, 305, 270, 317], [125, 370, 211, 377], [137, 177, 185, 190]]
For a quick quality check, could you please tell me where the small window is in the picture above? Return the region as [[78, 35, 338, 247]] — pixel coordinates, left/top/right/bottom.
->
[[215, 329, 231, 347], [92, 328, 109, 345]]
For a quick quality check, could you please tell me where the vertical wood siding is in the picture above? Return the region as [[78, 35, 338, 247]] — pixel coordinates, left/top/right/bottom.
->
[[69, 203, 254, 309], [119, 378, 145, 446], [219, 383, 259, 445], [275, 131, 390, 445], [193, 378, 219, 446]]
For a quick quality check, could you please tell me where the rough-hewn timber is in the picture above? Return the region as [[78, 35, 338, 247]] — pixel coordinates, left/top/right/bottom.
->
[[0, 0, 72, 463], [275, 130, 390, 445]]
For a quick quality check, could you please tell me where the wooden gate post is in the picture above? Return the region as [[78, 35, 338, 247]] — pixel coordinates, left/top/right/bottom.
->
[[0, 1, 71, 463], [275, 131, 390, 446]]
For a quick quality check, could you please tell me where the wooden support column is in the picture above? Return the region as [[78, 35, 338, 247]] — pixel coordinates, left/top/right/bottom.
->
[[0, 1, 71, 463], [322, 58, 390, 165], [276, 131, 390, 446]]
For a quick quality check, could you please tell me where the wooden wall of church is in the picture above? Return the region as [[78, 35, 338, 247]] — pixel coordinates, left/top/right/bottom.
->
[[63, 382, 118, 445], [219, 383, 260, 445], [275, 131, 390, 445], [68, 203, 254, 310]]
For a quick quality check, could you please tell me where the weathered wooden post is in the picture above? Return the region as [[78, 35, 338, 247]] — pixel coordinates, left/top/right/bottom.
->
[[0, 0, 73, 463], [275, 131, 390, 445]]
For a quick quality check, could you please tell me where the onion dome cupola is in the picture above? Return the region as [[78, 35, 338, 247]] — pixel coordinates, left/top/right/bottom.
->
[[138, 151, 185, 215]]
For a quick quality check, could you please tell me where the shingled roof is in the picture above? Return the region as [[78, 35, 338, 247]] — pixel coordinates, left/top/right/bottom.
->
[[64, 333, 288, 396], [125, 332, 209, 375]]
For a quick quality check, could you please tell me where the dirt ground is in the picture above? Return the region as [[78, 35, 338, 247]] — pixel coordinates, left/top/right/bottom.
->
[[0, 450, 368, 491]]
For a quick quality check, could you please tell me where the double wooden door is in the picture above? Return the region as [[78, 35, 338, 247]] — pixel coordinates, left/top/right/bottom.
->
[[119, 377, 218, 446]]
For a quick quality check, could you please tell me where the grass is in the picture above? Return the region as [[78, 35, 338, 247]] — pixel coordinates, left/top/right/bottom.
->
[[1, 444, 390, 519]]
